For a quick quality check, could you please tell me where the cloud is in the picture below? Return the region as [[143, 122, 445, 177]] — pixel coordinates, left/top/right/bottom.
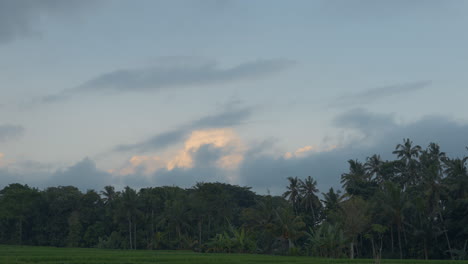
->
[[0, 0, 92, 44], [332, 108, 395, 137], [115, 106, 252, 153], [331, 108, 468, 156], [0, 124, 24, 142], [238, 147, 349, 194], [0, 154, 51, 188], [46, 158, 113, 190], [43, 58, 294, 102], [332, 81, 431, 107], [113, 128, 244, 186]]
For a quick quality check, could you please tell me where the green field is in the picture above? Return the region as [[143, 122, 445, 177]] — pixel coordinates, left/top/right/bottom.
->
[[0, 245, 466, 264]]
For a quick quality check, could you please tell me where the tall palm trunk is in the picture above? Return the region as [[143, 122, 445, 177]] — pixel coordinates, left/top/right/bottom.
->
[[151, 210, 154, 249], [309, 203, 316, 224], [134, 222, 137, 250], [438, 211, 454, 260], [397, 225, 402, 259], [198, 219, 202, 251], [18, 216, 23, 245], [128, 215, 132, 250], [390, 226, 394, 254], [423, 238, 428, 260]]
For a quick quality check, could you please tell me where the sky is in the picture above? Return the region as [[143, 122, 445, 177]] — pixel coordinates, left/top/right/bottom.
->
[[1, 0, 468, 194]]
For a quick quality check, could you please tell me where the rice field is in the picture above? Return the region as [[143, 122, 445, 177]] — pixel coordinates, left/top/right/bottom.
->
[[1, 245, 466, 264]]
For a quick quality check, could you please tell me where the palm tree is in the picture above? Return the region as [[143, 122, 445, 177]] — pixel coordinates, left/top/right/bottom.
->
[[341, 160, 371, 197], [298, 176, 321, 224], [122, 186, 138, 249], [393, 138, 422, 164], [393, 139, 422, 186], [365, 154, 383, 183], [378, 181, 409, 259], [283, 177, 301, 215], [101, 185, 116, 206], [444, 157, 468, 199], [321, 188, 343, 224]]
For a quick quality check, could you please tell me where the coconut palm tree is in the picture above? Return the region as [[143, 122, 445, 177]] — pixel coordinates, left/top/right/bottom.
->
[[378, 181, 409, 259], [321, 188, 343, 224], [444, 157, 468, 199], [121, 186, 138, 249], [341, 160, 374, 197], [365, 154, 383, 183], [393, 139, 422, 187], [298, 176, 321, 224], [101, 185, 117, 206], [393, 138, 422, 164], [283, 177, 301, 215]]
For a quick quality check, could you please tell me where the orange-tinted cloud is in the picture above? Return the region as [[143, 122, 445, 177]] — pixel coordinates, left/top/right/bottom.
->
[[168, 129, 244, 170], [113, 128, 245, 176], [284, 144, 337, 159]]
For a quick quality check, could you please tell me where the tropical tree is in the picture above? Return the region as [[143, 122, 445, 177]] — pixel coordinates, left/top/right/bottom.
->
[[283, 177, 301, 214], [341, 160, 376, 198], [274, 207, 305, 251], [121, 186, 138, 249], [321, 188, 343, 224], [393, 138, 422, 187], [365, 154, 384, 183], [341, 196, 370, 259], [298, 176, 321, 224], [377, 181, 409, 259]]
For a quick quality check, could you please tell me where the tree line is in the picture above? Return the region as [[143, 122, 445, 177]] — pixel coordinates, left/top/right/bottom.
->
[[0, 139, 467, 260]]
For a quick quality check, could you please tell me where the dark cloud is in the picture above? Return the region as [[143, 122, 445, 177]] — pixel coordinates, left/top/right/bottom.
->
[[0, 169, 25, 188], [118, 142, 233, 189], [0, 0, 92, 44], [125, 167, 226, 190], [332, 109, 468, 158], [42, 58, 294, 102], [0, 124, 24, 142], [238, 148, 349, 194], [46, 158, 113, 191], [115, 130, 186, 153], [332, 81, 431, 107], [115, 106, 252, 153], [332, 108, 395, 136]]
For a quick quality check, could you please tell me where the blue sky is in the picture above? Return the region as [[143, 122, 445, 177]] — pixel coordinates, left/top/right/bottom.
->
[[1, 0, 468, 193]]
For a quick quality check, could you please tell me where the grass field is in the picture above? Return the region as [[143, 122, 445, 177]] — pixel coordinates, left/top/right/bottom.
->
[[1, 245, 467, 264]]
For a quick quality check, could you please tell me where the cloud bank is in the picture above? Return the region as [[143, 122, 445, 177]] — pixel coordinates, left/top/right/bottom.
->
[[1, 110, 467, 194]]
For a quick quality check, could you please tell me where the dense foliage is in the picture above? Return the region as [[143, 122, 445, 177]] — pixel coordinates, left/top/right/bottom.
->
[[0, 139, 467, 261]]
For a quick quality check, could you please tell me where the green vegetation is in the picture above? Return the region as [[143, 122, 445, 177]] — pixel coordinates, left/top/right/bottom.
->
[[1, 245, 467, 264], [0, 139, 467, 261]]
